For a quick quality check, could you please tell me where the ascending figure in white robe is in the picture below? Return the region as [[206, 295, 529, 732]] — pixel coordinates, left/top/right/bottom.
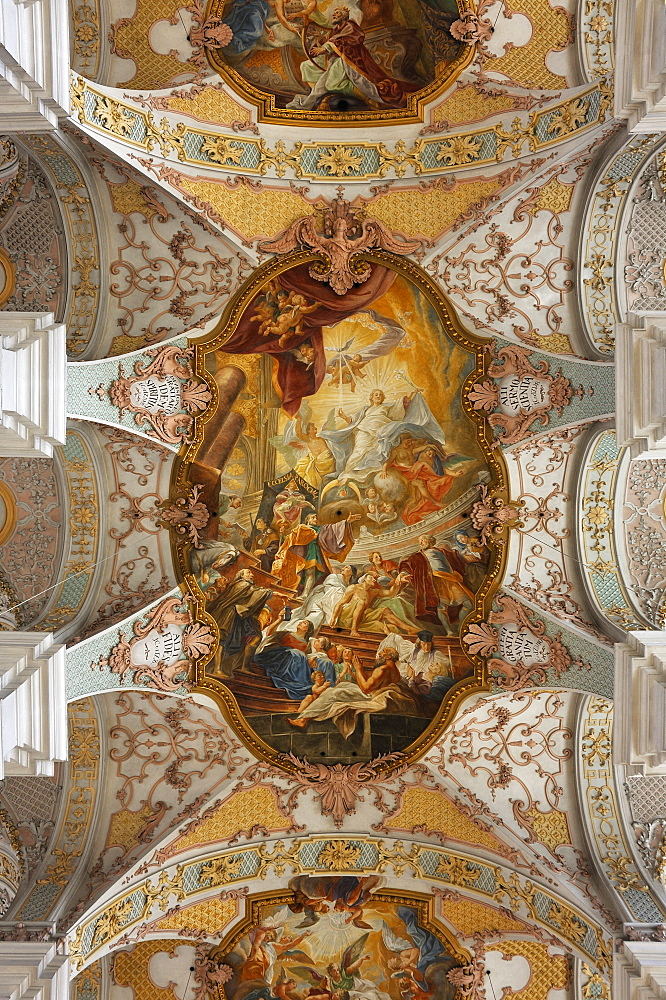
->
[[321, 389, 446, 484]]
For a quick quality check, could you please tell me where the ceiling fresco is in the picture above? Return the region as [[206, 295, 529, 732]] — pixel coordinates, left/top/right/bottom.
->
[[174, 255, 506, 765], [201, 0, 470, 122], [4, 2, 666, 1000]]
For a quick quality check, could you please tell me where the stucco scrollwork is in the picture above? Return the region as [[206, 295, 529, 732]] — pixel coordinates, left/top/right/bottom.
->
[[463, 593, 590, 690], [158, 484, 210, 548], [259, 191, 427, 296], [468, 343, 588, 447]]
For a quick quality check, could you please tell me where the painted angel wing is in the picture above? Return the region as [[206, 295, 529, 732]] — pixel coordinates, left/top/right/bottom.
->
[[342, 933, 370, 972], [290, 966, 328, 987], [325, 338, 355, 354], [381, 921, 412, 953]]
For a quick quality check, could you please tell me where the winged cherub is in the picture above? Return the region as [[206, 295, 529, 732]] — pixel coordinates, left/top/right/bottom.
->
[[253, 287, 319, 348]]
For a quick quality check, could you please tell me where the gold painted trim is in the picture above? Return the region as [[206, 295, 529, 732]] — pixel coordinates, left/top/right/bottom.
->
[[0, 248, 15, 308], [172, 252, 508, 771], [0, 481, 17, 547], [203, 0, 475, 128]]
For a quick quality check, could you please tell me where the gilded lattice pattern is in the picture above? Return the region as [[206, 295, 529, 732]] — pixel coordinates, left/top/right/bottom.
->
[[485, 0, 571, 90], [382, 787, 510, 857], [155, 894, 238, 934], [113, 939, 196, 999], [368, 177, 508, 241], [524, 808, 571, 853], [107, 176, 159, 219], [487, 940, 568, 1000], [108, 1, 198, 89], [17, 699, 99, 919], [68, 835, 612, 973], [440, 897, 528, 938], [163, 86, 249, 127], [175, 177, 316, 241], [166, 786, 294, 857], [431, 86, 519, 127]]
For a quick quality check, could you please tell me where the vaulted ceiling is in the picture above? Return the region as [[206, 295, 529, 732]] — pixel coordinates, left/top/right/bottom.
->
[[1, 3, 666, 1000]]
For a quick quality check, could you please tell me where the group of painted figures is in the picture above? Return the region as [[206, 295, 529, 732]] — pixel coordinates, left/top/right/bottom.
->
[[194, 473, 486, 735], [219, 877, 458, 1000], [198, 0, 464, 112], [189, 265, 490, 740]]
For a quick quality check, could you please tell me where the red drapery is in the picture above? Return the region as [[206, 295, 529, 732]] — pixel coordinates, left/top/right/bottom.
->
[[220, 262, 396, 415]]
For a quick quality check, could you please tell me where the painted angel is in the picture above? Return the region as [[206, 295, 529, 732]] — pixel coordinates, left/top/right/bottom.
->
[[325, 314, 407, 392], [254, 288, 319, 348], [293, 934, 390, 1000], [380, 909, 445, 993], [241, 910, 313, 987]]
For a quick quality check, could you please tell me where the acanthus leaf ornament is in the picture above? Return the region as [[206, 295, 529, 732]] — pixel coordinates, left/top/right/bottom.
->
[[470, 485, 523, 545], [107, 345, 213, 445], [258, 189, 428, 296], [468, 343, 588, 447], [157, 483, 210, 548], [462, 594, 591, 689], [269, 752, 406, 829], [95, 595, 216, 692]]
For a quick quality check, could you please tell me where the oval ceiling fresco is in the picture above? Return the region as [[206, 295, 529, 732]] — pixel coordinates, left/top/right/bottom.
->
[[174, 253, 505, 765], [200, 0, 473, 123]]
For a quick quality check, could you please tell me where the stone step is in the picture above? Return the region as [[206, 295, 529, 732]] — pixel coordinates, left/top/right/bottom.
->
[[222, 675, 300, 715]]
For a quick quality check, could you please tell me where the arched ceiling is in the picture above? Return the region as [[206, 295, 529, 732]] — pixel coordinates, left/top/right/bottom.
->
[[3, 5, 666, 1000]]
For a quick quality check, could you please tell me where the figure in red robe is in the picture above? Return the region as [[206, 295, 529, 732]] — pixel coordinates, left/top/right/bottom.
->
[[399, 533, 475, 633]]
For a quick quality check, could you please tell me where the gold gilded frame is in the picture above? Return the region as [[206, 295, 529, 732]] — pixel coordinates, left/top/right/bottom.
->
[[202, 0, 476, 127], [210, 886, 471, 983], [0, 481, 17, 547], [0, 248, 15, 308], [173, 251, 508, 771]]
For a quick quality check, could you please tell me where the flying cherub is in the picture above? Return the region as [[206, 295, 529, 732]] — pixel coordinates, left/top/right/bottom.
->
[[292, 934, 383, 1000], [242, 909, 313, 986], [253, 288, 319, 348]]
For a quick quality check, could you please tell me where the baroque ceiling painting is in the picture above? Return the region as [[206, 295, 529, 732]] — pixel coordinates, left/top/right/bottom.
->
[[178, 256, 504, 763], [5, 2, 666, 1000]]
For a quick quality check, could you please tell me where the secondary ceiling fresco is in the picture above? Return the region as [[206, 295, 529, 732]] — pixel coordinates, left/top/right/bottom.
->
[[2, 4, 666, 1000]]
